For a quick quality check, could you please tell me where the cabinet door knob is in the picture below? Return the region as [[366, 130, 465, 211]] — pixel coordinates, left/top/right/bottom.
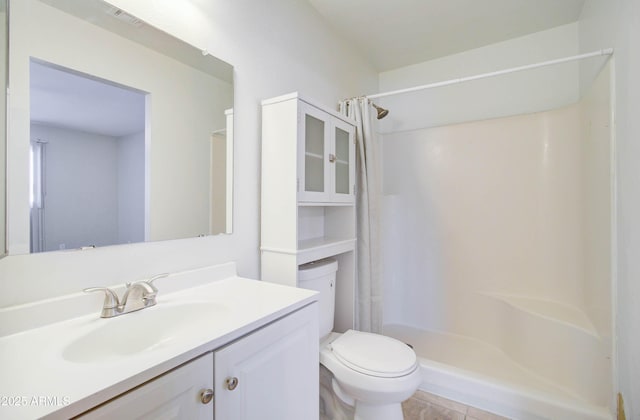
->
[[200, 388, 214, 404], [225, 376, 239, 391], [329, 153, 337, 163]]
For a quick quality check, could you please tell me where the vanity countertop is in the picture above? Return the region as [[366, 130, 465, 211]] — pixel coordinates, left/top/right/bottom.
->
[[0, 271, 317, 419]]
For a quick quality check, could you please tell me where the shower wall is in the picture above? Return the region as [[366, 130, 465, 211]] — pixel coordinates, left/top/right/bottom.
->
[[380, 64, 612, 401], [580, 64, 612, 338], [382, 104, 583, 327]]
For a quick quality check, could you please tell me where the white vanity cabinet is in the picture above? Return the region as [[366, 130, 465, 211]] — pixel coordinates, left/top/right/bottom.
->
[[261, 93, 357, 332], [76, 304, 318, 420], [214, 302, 319, 420], [77, 353, 214, 420]]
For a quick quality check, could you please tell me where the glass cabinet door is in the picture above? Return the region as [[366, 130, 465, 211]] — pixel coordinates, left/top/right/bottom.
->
[[334, 126, 350, 194], [299, 102, 330, 202], [298, 101, 355, 203], [304, 114, 325, 193], [332, 119, 355, 202]]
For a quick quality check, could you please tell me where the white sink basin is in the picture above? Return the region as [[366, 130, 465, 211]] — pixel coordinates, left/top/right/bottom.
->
[[62, 302, 228, 363]]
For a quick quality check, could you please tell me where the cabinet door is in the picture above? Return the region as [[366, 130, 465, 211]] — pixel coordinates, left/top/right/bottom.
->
[[299, 102, 331, 202], [214, 304, 319, 420], [331, 118, 356, 203], [77, 353, 214, 420]]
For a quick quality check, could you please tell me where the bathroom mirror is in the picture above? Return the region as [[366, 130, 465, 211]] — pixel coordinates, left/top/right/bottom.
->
[[7, 0, 234, 254], [0, 0, 6, 259]]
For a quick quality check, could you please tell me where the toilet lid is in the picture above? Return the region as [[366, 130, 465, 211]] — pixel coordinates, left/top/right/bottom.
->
[[330, 330, 418, 378]]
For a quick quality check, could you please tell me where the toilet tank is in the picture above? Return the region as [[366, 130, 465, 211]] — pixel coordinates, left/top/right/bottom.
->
[[298, 258, 338, 339]]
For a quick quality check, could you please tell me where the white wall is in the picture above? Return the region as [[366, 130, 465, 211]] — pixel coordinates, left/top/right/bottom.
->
[[30, 123, 120, 251], [579, 0, 640, 416], [30, 124, 145, 250], [117, 131, 145, 245], [0, 0, 377, 306], [376, 23, 583, 133]]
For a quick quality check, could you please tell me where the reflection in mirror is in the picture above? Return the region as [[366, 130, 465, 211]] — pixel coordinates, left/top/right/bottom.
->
[[0, 0, 6, 259], [8, 0, 234, 254], [30, 60, 146, 252]]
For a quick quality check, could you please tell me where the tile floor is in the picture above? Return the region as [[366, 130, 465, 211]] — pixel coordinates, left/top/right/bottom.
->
[[402, 390, 510, 420]]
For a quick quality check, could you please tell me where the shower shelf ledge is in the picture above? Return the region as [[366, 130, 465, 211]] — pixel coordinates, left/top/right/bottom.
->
[[481, 292, 599, 338]]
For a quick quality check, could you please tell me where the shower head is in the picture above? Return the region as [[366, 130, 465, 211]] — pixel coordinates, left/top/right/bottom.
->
[[371, 102, 389, 120]]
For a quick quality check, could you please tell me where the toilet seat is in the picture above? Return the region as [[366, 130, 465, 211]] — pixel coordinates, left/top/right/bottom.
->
[[330, 330, 418, 378]]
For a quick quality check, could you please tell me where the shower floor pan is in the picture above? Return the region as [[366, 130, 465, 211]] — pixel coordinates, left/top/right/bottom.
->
[[384, 324, 612, 420]]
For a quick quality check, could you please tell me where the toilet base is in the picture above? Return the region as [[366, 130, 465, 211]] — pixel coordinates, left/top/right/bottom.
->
[[332, 377, 404, 420], [320, 366, 354, 420], [325, 371, 406, 420], [354, 401, 403, 420]]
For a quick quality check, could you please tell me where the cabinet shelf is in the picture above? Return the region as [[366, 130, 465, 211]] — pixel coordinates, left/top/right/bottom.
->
[[261, 237, 355, 266], [298, 201, 354, 207], [297, 237, 356, 264]]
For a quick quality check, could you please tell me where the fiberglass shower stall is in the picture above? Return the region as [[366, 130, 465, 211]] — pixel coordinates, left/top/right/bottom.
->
[[376, 51, 614, 420]]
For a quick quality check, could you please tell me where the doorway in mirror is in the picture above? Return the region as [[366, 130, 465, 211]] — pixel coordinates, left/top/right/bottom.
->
[[29, 59, 146, 252]]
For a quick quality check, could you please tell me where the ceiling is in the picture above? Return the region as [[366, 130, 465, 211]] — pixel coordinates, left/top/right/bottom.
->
[[307, 0, 586, 72]]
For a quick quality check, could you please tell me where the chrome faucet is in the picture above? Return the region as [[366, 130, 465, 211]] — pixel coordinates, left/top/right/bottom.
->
[[84, 273, 168, 318]]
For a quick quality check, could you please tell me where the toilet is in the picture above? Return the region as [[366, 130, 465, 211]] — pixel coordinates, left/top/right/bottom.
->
[[299, 258, 421, 420]]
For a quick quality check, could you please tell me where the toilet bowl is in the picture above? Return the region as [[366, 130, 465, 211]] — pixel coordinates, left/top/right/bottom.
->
[[299, 259, 421, 420], [321, 331, 422, 420]]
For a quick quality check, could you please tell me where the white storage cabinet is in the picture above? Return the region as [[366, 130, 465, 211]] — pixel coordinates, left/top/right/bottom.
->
[[261, 92, 357, 332]]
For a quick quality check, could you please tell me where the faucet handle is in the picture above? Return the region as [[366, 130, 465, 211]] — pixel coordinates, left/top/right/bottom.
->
[[126, 273, 168, 289], [147, 273, 169, 285], [83, 287, 120, 309], [141, 273, 168, 292]]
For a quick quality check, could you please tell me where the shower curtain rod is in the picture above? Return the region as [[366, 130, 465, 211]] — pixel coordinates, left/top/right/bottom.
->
[[366, 48, 614, 100]]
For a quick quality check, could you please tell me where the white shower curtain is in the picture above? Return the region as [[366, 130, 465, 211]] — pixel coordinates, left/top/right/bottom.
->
[[339, 98, 382, 334]]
